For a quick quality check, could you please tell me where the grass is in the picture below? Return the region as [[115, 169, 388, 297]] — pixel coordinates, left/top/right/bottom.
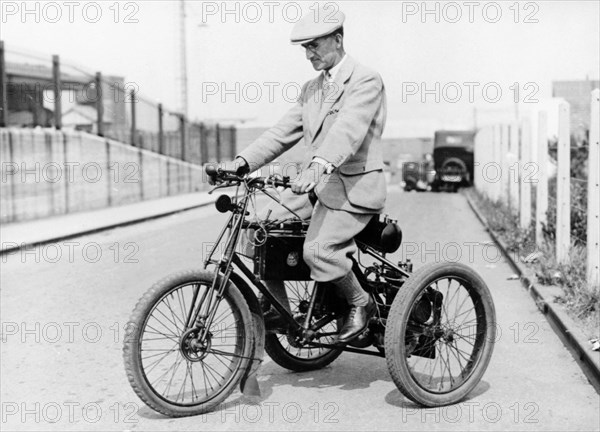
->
[[466, 188, 600, 339]]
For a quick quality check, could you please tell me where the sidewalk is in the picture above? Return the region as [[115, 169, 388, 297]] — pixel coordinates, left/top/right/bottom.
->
[[0, 191, 215, 255], [465, 192, 600, 393]]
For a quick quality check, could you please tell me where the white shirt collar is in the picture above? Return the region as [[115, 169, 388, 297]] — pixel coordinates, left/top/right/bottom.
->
[[324, 54, 347, 82]]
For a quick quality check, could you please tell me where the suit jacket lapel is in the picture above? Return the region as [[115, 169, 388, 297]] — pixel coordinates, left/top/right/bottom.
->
[[311, 56, 356, 141]]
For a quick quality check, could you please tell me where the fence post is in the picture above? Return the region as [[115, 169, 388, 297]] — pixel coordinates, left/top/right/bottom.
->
[[158, 103, 164, 155], [95, 72, 104, 137], [130, 89, 136, 146], [493, 124, 502, 202], [487, 126, 494, 200], [180, 115, 186, 161], [199, 123, 208, 164], [499, 124, 509, 205], [230, 125, 237, 160], [485, 126, 494, 200], [215, 123, 221, 161], [519, 118, 531, 229], [0, 41, 7, 127], [509, 122, 519, 214], [556, 101, 571, 264], [52, 55, 62, 129], [488, 126, 495, 201], [587, 89, 600, 287], [535, 111, 548, 247], [474, 129, 482, 194]]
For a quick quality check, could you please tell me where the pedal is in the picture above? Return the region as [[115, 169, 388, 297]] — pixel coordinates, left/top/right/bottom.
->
[[347, 327, 373, 348]]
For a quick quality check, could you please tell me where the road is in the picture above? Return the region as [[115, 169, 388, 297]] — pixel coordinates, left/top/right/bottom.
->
[[1, 187, 599, 431]]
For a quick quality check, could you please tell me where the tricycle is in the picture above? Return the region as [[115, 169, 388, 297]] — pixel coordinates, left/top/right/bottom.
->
[[122, 166, 496, 417]]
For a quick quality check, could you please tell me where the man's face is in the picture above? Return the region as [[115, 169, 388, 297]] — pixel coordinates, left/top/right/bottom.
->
[[302, 34, 340, 71]]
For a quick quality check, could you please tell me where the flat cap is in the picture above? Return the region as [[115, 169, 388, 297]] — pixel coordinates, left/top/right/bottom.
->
[[290, 6, 345, 45]]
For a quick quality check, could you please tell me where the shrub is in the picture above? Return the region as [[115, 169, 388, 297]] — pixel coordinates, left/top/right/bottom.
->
[[543, 136, 589, 246]]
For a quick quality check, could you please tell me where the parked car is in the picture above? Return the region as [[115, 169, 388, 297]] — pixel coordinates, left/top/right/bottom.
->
[[402, 154, 436, 192], [431, 130, 476, 192]]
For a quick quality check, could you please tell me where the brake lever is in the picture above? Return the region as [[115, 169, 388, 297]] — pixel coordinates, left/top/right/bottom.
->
[[208, 182, 236, 194]]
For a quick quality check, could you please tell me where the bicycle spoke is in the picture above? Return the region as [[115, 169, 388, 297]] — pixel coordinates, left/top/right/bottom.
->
[[143, 346, 179, 373]]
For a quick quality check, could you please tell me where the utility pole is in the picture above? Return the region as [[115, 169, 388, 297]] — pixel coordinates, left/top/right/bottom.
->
[[52, 55, 62, 129], [179, 0, 188, 118], [0, 41, 7, 127]]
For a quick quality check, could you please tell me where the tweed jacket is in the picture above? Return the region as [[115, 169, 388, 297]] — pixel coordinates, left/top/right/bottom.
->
[[238, 56, 387, 214]]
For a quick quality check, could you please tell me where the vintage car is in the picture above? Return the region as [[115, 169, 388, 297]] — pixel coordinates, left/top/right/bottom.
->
[[402, 156, 436, 192], [431, 130, 476, 192]]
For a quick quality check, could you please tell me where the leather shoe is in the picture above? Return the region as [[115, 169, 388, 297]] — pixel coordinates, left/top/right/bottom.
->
[[336, 298, 375, 344]]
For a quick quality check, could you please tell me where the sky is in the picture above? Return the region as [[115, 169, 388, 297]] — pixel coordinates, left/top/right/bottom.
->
[[2, 0, 599, 137]]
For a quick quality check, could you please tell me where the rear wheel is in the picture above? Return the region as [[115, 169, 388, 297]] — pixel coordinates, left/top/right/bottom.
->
[[123, 270, 254, 417], [385, 262, 496, 406], [262, 281, 343, 372]]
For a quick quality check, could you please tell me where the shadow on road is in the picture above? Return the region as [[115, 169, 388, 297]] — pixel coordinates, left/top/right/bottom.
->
[[258, 354, 389, 392]]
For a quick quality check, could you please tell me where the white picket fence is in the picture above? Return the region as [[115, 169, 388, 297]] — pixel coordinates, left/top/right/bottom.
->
[[474, 89, 599, 287]]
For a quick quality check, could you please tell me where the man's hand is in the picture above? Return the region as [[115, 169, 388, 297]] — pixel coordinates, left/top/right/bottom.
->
[[291, 163, 324, 194], [208, 158, 249, 185]]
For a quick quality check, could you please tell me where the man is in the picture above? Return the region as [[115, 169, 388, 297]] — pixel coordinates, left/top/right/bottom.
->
[[218, 6, 387, 344]]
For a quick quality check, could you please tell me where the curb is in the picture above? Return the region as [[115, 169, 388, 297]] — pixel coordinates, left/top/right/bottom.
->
[[0, 199, 215, 256], [465, 193, 600, 394]]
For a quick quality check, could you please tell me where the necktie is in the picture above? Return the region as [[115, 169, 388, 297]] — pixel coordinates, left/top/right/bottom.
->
[[321, 71, 332, 107]]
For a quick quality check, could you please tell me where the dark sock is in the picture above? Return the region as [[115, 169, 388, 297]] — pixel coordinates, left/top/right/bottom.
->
[[333, 271, 369, 307]]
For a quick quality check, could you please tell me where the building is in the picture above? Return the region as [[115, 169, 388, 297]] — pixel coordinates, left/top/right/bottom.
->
[[4, 61, 127, 134]]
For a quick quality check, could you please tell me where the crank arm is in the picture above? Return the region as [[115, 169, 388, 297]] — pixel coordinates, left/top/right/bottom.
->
[[306, 342, 386, 358]]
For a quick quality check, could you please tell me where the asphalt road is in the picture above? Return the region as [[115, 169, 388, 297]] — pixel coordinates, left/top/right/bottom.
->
[[1, 187, 599, 431]]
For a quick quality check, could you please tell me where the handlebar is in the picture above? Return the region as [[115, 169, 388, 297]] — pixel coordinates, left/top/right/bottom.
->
[[206, 165, 291, 189]]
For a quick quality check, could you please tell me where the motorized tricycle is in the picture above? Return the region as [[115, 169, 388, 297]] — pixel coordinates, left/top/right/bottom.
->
[[122, 166, 496, 417]]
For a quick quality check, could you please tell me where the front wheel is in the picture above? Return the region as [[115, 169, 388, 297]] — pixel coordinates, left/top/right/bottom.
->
[[123, 269, 255, 417], [385, 262, 496, 407]]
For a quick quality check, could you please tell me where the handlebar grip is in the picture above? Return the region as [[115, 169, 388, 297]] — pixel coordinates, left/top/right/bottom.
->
[[235, 163, 250, 176], [205, 162, 249, 178], [205, 165, 218, 177]]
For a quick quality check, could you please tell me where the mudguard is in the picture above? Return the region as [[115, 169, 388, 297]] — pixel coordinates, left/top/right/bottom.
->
[[229, 272, 265, 397]]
